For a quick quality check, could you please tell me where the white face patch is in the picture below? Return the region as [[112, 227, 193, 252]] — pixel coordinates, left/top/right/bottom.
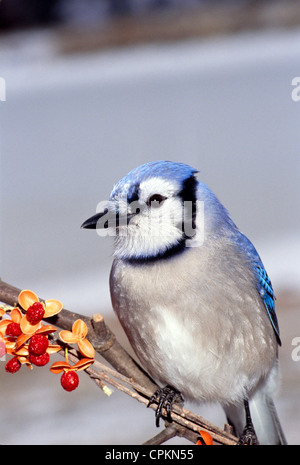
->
[[138, 177, 179, 204], [114, 177, 186, 260]]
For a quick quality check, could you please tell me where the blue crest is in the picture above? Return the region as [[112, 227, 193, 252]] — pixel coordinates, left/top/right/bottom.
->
[[110, 161, 198, 202]]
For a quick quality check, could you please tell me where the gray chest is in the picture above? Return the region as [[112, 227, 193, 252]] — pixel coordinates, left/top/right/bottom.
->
[[109, 249, 277, 402]]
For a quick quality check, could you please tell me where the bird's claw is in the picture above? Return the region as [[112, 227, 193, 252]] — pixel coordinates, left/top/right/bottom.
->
[[237, 425, 259, 445], [148, 385, 184, 427]]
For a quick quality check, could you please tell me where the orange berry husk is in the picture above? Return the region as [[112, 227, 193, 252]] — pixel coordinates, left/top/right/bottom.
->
[[196, 430, 213, 445]]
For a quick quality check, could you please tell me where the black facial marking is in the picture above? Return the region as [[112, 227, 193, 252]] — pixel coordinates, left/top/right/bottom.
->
[[125, 237, 187, 265], [127, 184, 140, 204], [178, 175, 198, 238]]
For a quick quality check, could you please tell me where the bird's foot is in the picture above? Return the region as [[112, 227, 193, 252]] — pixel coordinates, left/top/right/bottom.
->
[[237, 399, 259, 445], [148, 385, 184, 427], [237, 424, 259, 445]]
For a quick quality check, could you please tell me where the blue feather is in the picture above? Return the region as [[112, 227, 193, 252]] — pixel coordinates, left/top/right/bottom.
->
[[254, 265, 281, 346], [110, 161, 198, 201], [235, 233, 281, 346]]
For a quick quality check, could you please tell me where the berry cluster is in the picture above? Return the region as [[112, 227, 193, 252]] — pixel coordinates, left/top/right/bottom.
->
[[0, 290, 95, 393], [1, 311, 60, 374], [50, 319, 95, 391]]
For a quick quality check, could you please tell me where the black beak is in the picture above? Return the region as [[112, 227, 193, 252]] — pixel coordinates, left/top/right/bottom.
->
[[81, 209, 137, 230], [81, 210, 109, 229], [81, 201, 144, 230]]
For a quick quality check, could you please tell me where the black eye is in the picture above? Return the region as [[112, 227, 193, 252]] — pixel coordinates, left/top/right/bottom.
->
[[147, 194, 167, 208]]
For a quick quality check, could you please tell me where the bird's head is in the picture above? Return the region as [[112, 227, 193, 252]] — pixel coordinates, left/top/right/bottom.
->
[[81, 161, 203, 262]]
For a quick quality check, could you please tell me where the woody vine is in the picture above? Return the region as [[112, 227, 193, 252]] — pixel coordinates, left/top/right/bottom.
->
[[0, 278, 238, 445]]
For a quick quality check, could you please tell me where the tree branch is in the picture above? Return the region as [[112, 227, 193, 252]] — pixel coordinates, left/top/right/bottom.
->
[[0, 278, 238, 445], [66, 348, 238, 445], [0, 278, 157, 392]]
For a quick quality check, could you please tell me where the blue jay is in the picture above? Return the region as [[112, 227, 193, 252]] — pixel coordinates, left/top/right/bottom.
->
[[82, 161, 286, 445]]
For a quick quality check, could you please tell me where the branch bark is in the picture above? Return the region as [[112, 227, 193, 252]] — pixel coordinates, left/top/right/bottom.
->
[[0, 278, 238, 445]]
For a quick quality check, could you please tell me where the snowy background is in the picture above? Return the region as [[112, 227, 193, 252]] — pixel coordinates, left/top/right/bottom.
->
[[1, 2, 300, 445]]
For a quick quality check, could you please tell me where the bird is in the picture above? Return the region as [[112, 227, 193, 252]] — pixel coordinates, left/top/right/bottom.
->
[[81, 160, 286, 445]]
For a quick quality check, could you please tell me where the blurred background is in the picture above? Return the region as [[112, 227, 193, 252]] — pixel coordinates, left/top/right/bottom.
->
[[0, 0, 300, 445]]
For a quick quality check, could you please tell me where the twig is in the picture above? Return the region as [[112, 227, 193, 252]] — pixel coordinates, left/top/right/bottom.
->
[[67, 349, 238, 445], [143, 424, 181, 445]]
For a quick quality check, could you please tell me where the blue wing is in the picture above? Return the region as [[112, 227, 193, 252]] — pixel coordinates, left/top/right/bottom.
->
[[235, 233, 281, 346], [254, 265, 281, 346]]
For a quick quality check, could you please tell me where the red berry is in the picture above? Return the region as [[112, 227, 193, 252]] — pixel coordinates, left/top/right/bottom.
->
[[27, 302, 45, 325], [29, 334, 49, 355], [6, 322, 22, 337], [61, 371, 79, 392], [5, 357, 21, 373], [29, 352, 50, 367]]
